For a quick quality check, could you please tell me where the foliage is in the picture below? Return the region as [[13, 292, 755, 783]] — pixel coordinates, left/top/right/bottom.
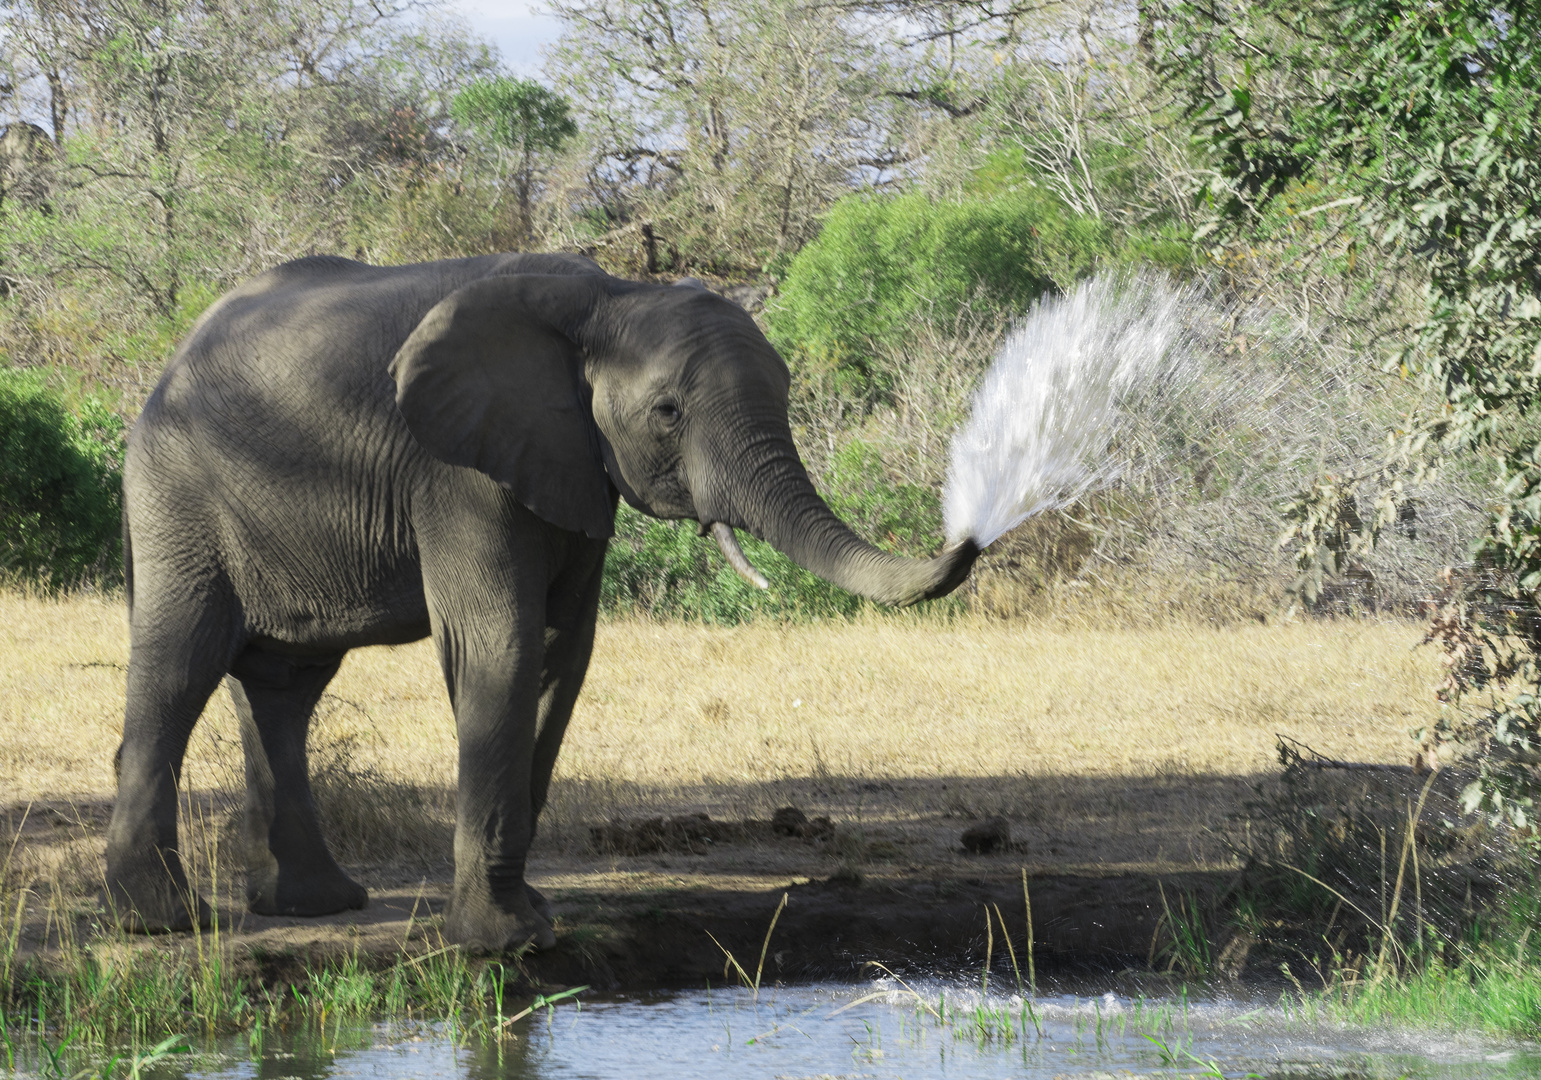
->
[[601, 506, 861, 622], [451, 77, 577, 155], [1219, 743, 1541, 1037], [0, 0, 506, 407], [765, 190, 1105, 398], [973, 2, 1201, 242], [0, 367, 122, 587], [1230, 745, 1498, 971], [1275, 471, 1396, 607], [1160, 0, 1541, 826], [1, 927, 580, 1066], [0, 0, 1495, 636], [1320, 930, 1541, 1037]]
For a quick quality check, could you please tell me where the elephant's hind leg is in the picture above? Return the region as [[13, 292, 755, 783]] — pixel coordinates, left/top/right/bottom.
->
[[229, 648, 368, 917], [106, 598, 236, 932]]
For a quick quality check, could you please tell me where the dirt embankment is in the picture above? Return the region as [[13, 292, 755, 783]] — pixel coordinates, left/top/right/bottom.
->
[[523, 869, 1231, 990], [101, 867, 1233, 994]]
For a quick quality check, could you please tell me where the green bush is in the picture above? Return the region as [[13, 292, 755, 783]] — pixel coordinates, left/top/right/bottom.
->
[[764, 189, 1111, 395], [819, 439, 941, 554], [0, 367, 124, 587]]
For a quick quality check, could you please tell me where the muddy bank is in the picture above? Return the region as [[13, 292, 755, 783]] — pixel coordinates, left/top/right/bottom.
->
[[49, 866, 1233, 996], [525, 868, 1234, 990]]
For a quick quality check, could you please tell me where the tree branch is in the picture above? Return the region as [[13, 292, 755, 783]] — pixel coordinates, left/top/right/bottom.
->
[[886, 88, 985, 118]]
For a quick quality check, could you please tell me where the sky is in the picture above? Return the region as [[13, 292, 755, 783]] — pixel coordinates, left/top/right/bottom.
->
[[445, 0, 564, 76]]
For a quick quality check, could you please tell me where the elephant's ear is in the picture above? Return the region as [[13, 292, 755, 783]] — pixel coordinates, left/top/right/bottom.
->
[[389, 274, 614, 539]]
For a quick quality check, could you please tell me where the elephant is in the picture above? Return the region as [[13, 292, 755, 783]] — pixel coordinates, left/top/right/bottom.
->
[[106, 251, 979, 951]]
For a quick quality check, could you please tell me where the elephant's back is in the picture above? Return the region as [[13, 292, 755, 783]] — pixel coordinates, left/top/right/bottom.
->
[[152, 257, 479, 420], [140, 251, 607, 441]]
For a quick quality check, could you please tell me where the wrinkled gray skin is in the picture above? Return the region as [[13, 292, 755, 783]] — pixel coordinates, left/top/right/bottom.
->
[[108, 252, 979, 951]]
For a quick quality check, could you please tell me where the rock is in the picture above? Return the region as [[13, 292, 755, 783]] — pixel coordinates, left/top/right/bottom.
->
[[772, 806, 835, 840], [771, 806, 808, 836], [589, 813, 745, 855], [589, 808, 836, 854], [721, 282, 771, 314], [961, 816, 1011, 855]]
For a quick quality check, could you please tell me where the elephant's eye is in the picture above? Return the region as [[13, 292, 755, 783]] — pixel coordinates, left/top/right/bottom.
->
[[653, 400, 681, 425]]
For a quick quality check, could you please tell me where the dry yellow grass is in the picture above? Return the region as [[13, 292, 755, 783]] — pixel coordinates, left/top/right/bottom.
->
[[3, 590, 1440, 870], [1, 591, 1441, 802], [571, 615, 1434, 783]]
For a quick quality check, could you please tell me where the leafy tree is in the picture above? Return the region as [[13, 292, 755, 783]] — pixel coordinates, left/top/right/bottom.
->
[[766, 190, 1105, 397], [451, 76, 577, 244], [1161, 0, 1541, 827], [0, 0, 503, 405], [544, 0, 913, 274], [0, 0, 262, 318]]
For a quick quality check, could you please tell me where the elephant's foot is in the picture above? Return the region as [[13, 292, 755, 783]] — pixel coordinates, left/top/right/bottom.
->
[[526, 882, 553, 922], [246, 861, 368, 917], [445, 888, 554, 953], [105, 854, 213, 933]]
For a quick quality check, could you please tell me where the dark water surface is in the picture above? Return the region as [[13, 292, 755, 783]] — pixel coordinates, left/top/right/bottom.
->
[[24, 984, 1541, 1079]]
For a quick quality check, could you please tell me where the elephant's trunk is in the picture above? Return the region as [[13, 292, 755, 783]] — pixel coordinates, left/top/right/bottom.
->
[[700, 430, 979, 607]]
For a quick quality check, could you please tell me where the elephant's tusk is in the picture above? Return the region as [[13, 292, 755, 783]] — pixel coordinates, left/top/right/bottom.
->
[[711, 522, 769, 590]]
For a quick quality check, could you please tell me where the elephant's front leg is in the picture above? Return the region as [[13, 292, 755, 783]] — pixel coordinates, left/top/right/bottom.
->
[[437, 617, 553, 952], [524, 539, 608, 923]]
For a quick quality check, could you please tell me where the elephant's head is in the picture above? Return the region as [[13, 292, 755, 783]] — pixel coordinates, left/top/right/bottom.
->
[[389, 271, 978, 606]]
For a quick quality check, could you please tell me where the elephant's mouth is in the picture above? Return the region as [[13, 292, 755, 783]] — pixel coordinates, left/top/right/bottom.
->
[[709, 522, 770, 590]]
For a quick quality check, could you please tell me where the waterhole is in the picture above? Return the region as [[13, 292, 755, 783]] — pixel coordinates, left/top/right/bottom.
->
[[37, 983, 1538, 1079]]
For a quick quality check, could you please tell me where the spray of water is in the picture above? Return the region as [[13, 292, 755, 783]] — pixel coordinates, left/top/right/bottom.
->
[[943, 272, 1196, 547]]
